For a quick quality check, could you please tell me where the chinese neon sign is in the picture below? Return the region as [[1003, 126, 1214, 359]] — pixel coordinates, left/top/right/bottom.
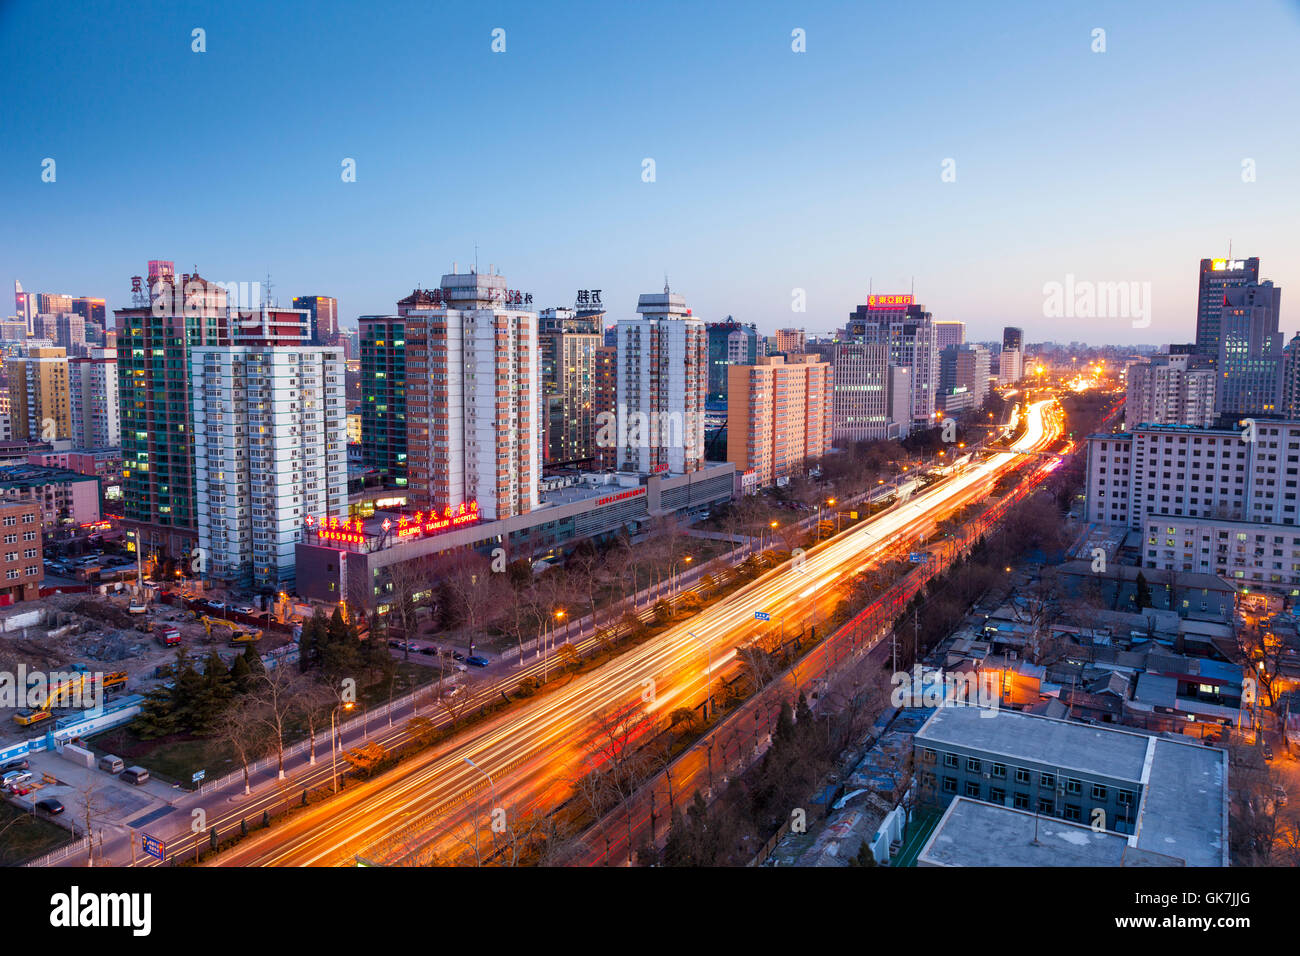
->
[[306, 514, 366, 546], [866, 294, 913, 309], [392, 501, 481, 539]]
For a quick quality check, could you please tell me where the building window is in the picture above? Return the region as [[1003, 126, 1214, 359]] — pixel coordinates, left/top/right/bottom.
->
[[991, 763, 1006, 778], [964, 781, 980, 798], [1013, 792, 1030, 810], [943, 753, 958, 768], [1015, 768, 1031, 784], [1039, 773, 1056, 789], [1092, 784, 1108, 801], [1066, 778, 1081, 795], [989, 788, 1005, 805], [1064, 804, 1082, 822], [942, 777, 957, 794], [966, 757, 981, 773]]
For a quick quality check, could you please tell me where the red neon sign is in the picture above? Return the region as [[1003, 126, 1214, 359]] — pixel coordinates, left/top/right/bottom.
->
[[394, 501, 481, 540], [866, 294, 913, 309]]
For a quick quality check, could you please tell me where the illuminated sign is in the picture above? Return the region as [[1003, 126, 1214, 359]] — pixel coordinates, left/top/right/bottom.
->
[[596, 488, 646, 507], [1211, 259, 1246, 272], [306, 515, 366, 546], [393, 501, 481, 539], [866, 294, 913, 309]]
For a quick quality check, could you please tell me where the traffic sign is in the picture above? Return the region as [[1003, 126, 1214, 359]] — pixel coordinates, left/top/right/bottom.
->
[[192, 769, 205, 783], [754, 611, 771, 621], [909, 553, 929, 563], [142, 834, 164, 861]]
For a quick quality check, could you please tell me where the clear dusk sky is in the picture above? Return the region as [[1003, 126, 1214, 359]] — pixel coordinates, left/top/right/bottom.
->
[[3, 0, 1299, 344]]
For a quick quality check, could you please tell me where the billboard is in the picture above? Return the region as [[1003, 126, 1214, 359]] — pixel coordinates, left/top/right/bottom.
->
[[866, 294, 913, 309]]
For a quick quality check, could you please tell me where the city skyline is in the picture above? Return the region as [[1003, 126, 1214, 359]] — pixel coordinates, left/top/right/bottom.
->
[[3, 0, 1299, 343]]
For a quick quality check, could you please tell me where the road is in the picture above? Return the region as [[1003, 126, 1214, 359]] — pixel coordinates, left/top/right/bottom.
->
[[209, 398, 1060, 866]]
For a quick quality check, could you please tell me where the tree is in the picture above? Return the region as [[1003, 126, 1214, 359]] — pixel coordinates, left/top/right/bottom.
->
[[1135, 571, 1153, 610]]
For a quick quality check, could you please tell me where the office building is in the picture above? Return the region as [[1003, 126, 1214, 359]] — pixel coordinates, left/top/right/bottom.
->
[[615, 285, 707, 475], [913, 707, 1228, 867], [7, 347, 71, 441], [292, 295, 339, 346], [13, 281, 34, 336], [846, 294, 938, 428], [998, 347, 1023, 384], [401, 267, 540, 521], [830, 341, 910, 442], [1214, 281, 1283, 417], [726, 354, 832, 488], [935, 321, 965, 351], [116, 260, 232, 559], [706, 318, 759, 403], [72, 297, 107, 327], [593, 344, 618, 470], [938, 344, 991, 415], [774, 328, 806, 355], [1195, 256, 1260, 359], [1125, 351, 1216, 427], [358, 314, 407, 487], [68, 347, 119, 449], [191, 308, 347, 589], [1002, 327, 1023, 353]]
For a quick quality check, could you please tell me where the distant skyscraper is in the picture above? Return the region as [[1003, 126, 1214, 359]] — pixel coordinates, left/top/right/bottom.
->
[[292, 295, 339, 345], [1214, 280, 1283, 417], [939, 343, 991, 413], [35, 293, 72, 316], [71, 297, 106, 327], [1002, 327, 1023, 352], [14, 281, 33, 335], [774, 328, 806, 354], [1196, 256, 1260, 359], [706, 318, 759, 404], [7, 347, 70, 441], [615, 285, 706, 475], [998, 348, 1023, 385], [830, 341, 910, 442], [847, 295, 937, 428], [935, 321, 965, 351], [1282, 334, 1300, 420], [358, 314, 407, 487], [593, 344, 618, 470]]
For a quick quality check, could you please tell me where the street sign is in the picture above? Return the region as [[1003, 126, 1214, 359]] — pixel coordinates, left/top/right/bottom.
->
[[754, 611, 771, 621], [192, 769, 205, 783], [142, 834, 164, 861], [909, 553, 929, 564]]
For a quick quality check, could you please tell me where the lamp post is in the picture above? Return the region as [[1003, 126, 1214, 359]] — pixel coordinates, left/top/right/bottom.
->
[[331, 701, 354, 794], [464, 756, 498, 847], [544, 609, 565, 682], [688, 630, 714, 718]]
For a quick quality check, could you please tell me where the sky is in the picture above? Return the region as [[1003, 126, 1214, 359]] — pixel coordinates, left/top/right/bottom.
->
[[2, 0, 1299, 345]]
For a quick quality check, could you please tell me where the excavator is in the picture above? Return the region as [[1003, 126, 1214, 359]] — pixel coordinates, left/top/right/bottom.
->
[[200, 615, 262, 648], [14, 671, 128, 726]]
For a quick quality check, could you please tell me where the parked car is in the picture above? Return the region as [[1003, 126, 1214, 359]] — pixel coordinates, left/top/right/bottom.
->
[[1, 758, 29, 773], [207, 601, 227, 612], [388, 639, 404, 649], [452, 663, 467, 672], [1263, 741, 1275, 761], [419, 646, 440, 657], [35, 798, 64, 815], [120, 766, 150, 786], [466, 656, 490, 668], [233, 605, 256, 615], [451, 652, 466, 662], [2, 770, 33, 791]]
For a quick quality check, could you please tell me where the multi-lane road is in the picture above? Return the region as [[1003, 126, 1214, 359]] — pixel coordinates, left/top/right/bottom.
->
[[209, 398, 1061, 866]]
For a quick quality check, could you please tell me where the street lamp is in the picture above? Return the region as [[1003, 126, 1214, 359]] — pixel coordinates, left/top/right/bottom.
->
[[331, 701, 355, 794], [688, 630, 714, 717], [544, 609, 565, 682], [464, 756, 498, 846]]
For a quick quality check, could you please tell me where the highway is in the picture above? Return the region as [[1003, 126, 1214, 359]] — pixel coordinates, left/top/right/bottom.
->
[[211, 398, 1061, 866]]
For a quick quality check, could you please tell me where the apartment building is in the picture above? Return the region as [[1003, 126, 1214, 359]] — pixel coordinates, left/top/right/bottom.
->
[[402, 268, 540, 520], [538, 303, 603, 467], [615, 286, 707, 475], [191, 308, 348, 589], [68, 347, 119, 449], [726, 354, 832, 487], [0, 501, 42, 604], [358, 314, 407, 488], [7, 347, 71, 441], [1125, 350, 1216, 427], [830, 341, 910, 443]]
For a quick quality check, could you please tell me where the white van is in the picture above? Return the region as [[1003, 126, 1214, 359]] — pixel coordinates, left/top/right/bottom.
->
[[98, 755, 124, 775]]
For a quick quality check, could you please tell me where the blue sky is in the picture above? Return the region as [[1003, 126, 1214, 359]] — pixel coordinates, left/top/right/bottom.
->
[[3, 0, 1298, 344]]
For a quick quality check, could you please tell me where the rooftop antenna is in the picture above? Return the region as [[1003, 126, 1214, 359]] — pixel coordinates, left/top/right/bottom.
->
[[474, 243, 479, 275], [664, 273, 670, 295], [1227, 239, 1232, 262], [264, 272, 274, 308], [911, 276, 915, 297]]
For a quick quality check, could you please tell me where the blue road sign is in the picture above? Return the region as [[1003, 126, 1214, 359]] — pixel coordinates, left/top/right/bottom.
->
[[909, 552, 928, 563], [142, 834, 164, 861], [754, 611, 771, 621], [192, 769, 206, 783]]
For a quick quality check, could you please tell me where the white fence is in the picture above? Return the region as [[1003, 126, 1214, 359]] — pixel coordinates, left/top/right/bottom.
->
[[23, 835, 89, 868]]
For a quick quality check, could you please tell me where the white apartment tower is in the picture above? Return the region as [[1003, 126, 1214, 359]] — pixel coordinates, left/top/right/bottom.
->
[[68, 347, 120, 449], [615, 285, 707, 474], [191, 307, 347, 589], [1125, 351, 1215, 427], [402, 267, 540, 521]]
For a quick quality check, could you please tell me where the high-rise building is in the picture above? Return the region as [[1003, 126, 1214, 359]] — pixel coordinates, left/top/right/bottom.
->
[[13, 281, 33, 336], [36, 312, 86, 353], [830, 341, 910, 442], [1282, 334, 1300, 420], [71, 297, 107, 327], [358, 314, 407, 487], [615, 285, 707, 475], [35, 293, 72, 317], [68, 347, 119, 449], [1002, 327, 1023, 352], [1125, 351, 1216, 427], [706, 318, 759, 404], [774, 328, 806, 355], [116, 260, 232, 559], [292, 295, 339, 345], [191, 308, 347, 589], [1214, 281, 1282, 417], [7, 347, 71, 441], [402, 268, 540, 520], [592, 344, 618, 470], [938, 344, 991, 415], [847, 294, 938, 428], [539, 298, 604, 467], [998, 348, 1024, 384], [1195, 256, 1260, 359], [935, 321, 965, 351], [726, 354, 832, 488]]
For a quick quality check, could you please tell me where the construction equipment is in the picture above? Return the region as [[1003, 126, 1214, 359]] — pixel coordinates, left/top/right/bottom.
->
[[14, 671, 127, 725], [227, 627, 262, 647]]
